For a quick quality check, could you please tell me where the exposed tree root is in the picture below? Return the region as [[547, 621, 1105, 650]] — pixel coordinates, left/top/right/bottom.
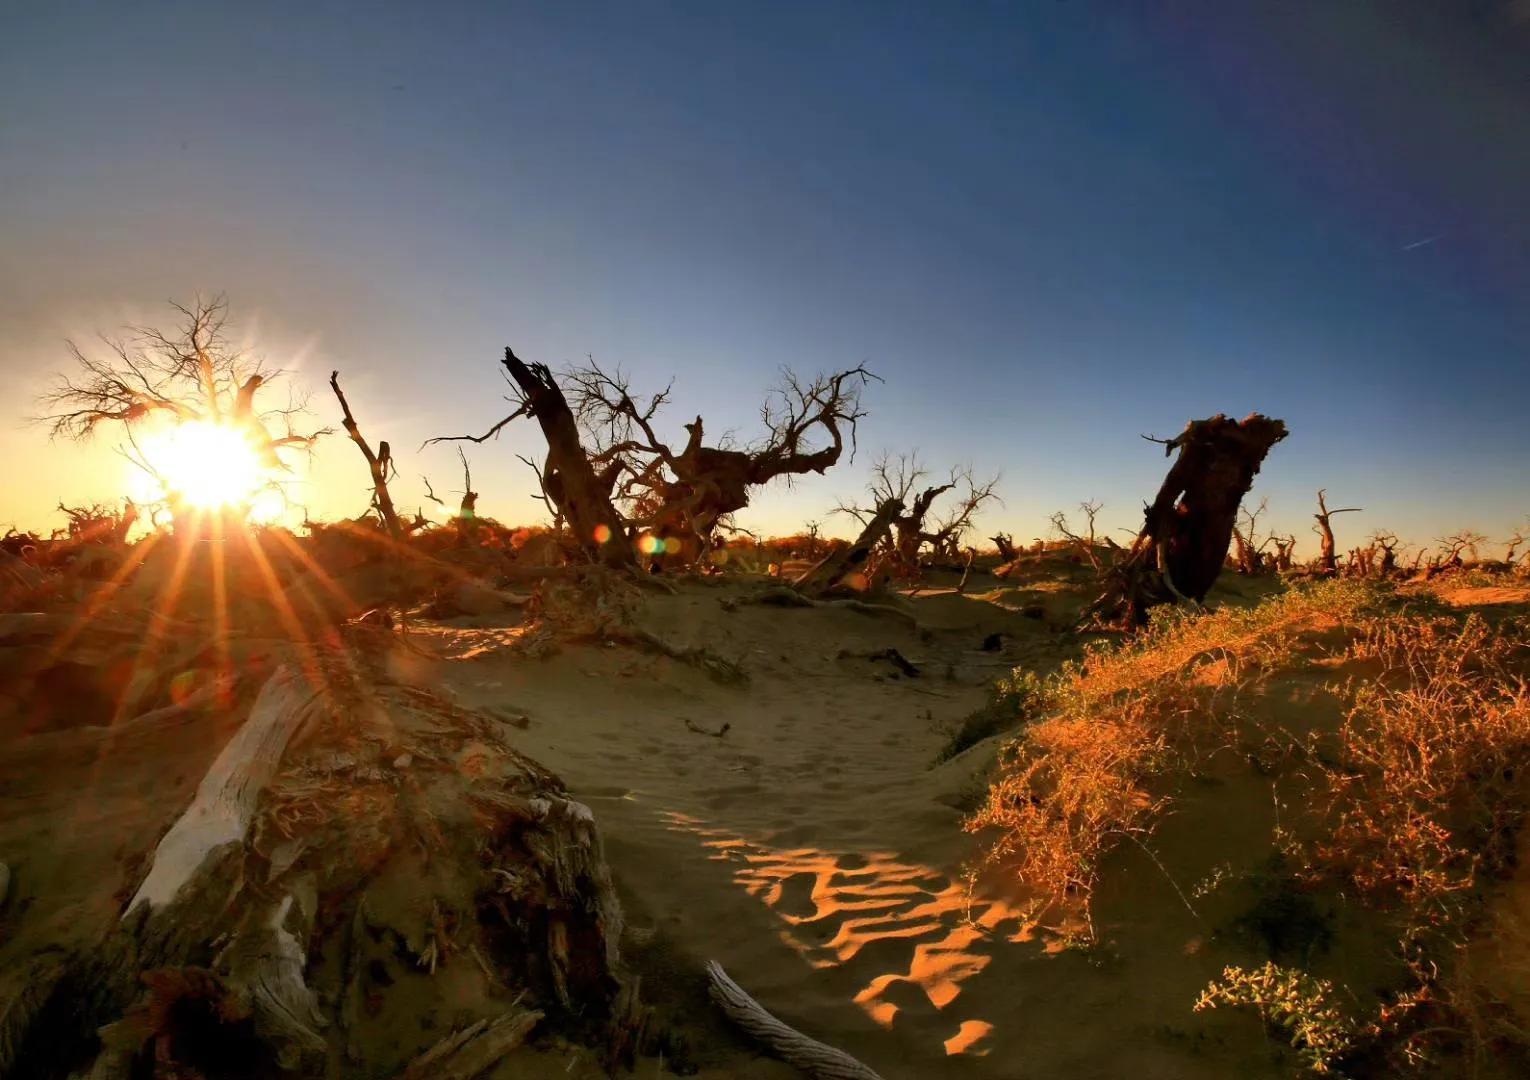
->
[[706, 960, 883, 1079]]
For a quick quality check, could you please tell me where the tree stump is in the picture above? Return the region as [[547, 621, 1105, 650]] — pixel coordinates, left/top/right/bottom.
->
[[1087, 414, 1288, 626], [0, 634, 642, 1078]]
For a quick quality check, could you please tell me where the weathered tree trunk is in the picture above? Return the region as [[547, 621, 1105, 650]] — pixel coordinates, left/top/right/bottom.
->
[[502, 349, 634, 568], [889, 482, 954, 574], [3, 642, 642, 1078], [331, 371, 404, 541], [1086, 414, 1287, 626], [793, 498, 903, 597], [990, 534, 1017, 563], [1312, 489, 1361, 576]]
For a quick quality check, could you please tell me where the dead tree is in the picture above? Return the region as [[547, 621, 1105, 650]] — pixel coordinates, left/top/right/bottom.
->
[[1085, 414, 1288, 626], [565, 360, 876, 561], [1505, 526, 1530, 569], [1230, 497, 1274, 575], [1271, 534, 1296, 572], [1050, 500, 1108, 570], [455, 446, 480, 519], [56, 499, 139, 546], [925, 475, 1001, 563], [1312, 490, 1362, 575], [328, 372, 404, 541], [1504, 529, 1526, 568], [430, 348, 634, 567], [36, 296, 326, 517], [990, 533, 1018, 563], [839, 453, 997, 575], [1427, 530, 1488, 577], [801, 520, 823, 559], [1369, 530, 1399, 577], [794, 497, 904, 596]]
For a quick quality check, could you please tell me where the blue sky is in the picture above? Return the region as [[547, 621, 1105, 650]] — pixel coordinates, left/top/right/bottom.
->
[[2, 1, 1527, 553]]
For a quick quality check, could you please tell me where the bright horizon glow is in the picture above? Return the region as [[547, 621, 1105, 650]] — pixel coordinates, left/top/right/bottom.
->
[[127, 420, 279, 520], [2, 5, 1528, 549]]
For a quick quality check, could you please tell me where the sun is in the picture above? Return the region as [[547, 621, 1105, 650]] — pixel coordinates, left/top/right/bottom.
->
[[131, 420, 270, 514]]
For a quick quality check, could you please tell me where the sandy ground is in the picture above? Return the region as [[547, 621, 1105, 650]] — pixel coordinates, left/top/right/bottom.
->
[[6, 562, 1423, 1078], [416, 574, 1284, 1079]]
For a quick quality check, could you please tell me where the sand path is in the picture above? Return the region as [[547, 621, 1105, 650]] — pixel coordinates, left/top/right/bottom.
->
[[428, 579, 1279, 1078]]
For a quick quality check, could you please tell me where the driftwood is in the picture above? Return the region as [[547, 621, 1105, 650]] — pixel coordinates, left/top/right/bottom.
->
[[397, 1007, 543, 1079], [1087, 414, 1288, 626], [126, 665, 319, 913], [706, 960, 883, 1080]]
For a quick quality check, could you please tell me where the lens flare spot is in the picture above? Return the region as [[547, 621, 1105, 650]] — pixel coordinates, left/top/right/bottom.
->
[[638, 534, 661, 556], [168, 669, 200, 705], [593, 524, 612, 544]]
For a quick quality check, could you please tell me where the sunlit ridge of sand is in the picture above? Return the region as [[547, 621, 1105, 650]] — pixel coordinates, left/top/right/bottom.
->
[[664, 810, 1022, 1058]]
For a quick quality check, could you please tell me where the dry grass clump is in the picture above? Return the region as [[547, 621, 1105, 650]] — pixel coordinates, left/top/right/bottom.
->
[[967, 579, 1384, 908], [1315, 614, 1530, 918], [1242, 611, 1530, 1073]]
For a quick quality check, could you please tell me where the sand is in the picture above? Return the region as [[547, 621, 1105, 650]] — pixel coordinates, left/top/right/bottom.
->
[[17, 561, 1514, 1076], [412, 574, 1285, 1078]]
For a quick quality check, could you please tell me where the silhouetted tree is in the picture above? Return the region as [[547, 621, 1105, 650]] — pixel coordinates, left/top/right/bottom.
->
[[1312, 489, 1362, 575], [1086, 413, 1288, 626], [429, 348, 634, 567], [36, 295, 327, 516], [566, 360, 877, 561]]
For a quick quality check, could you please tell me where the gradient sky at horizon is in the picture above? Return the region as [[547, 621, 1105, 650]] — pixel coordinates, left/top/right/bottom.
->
[[2, 1, 1527, 554]]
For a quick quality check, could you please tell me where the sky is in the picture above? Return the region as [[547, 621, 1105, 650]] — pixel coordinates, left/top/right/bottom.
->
[[2, 1, 1527, 555]]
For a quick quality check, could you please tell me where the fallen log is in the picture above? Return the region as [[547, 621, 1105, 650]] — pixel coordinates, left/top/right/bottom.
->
[[126, 665, 320, 914]]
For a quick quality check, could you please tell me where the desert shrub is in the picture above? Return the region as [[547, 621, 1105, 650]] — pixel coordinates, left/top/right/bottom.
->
[[934, 669, 1046, 764], [1313, 614, 1530, 919], [966, 580, 1388, 909], [1195, 962, 1358, 1075]]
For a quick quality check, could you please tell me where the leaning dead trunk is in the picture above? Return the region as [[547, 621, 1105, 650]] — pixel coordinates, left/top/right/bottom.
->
[[793, 498, 903, 597], [502, 349, 634, 568], [1086, 414, 1287, 626]]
